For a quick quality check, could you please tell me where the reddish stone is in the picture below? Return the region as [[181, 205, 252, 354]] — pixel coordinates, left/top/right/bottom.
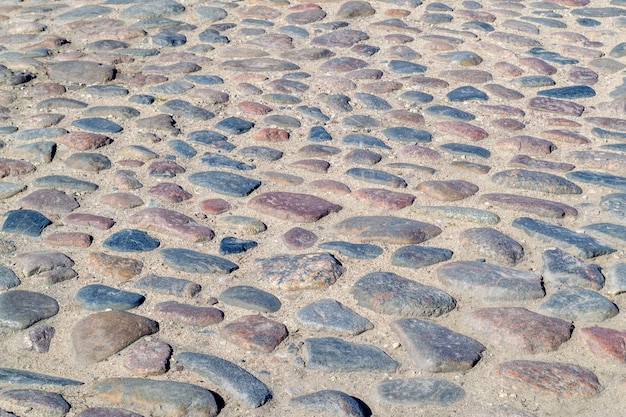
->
[[114, 170, 142, 190], [64, 213, 115, 230], [481, 193, 578, 218], [0, 389, 70, 416], [127, 74, 168, 88], [288, 3, 322, 11], [261, 171, 304, 185], [354, 188, 415, 210], [546, 118, 582, 127], [253, 127, 290, 142], [148, 183, 192, 203], [567, 150, 626, 172], [529, 97, 585, 117], [87, 252, 143, 281], [238, 5, 282, 19], [44, 232, 92, 248], [129, 208, 214, 242], [220, 315, 288, 353], [319, 57, 368, 72], [155, 301, 223, 327], [402, 145, 442, 161], [460, 227, 524, 266], [551, 0, 589, 5], [510, 155, 575, 172], [479, 104, 526, 117], [540, 129, 590, 144], [568, 65, 599, 84], [57, 132, 112, 150], [434, 121, 488, 141], [416, 180, 479, 201], [187, 88, 229, 105], [0, 158, 36, 178], [309, 180, 351, 195], [385, 9, 411, 17], [492, 118, 525, 131], [237, 82, 263, 95], [23, 325, 55, 353], [249, 192, 342, 223], [465, 307, 572, 353], [30, 82, 66, 98], [289, 159, 330, 173], [457, 9, 496, 21], [147, 160, 186, 177], [586, 117, 626, 132], [344, 149, 381, 165], [494, 136, 557, 156], [230, 72, 268, 83], [402, 76, 449, 88], [20, 189, 79, 214], [101, 192, 144, 209], [492, 360, 601, 398], [317, 76, 356, 91], [199, 199, 231, 215], [123, 340, 172, 376], [424, 42, 455, 52], [282, 227, 318, 250], [238, 101, 273, 115], [579, 327, 626, 362], [386, 110, 425, 125], [518, 57, 557, 75], [439, 70, 492, 83], [494, 62, 524, 77]]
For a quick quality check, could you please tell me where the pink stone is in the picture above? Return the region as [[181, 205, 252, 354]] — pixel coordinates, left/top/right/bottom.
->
[[20, 189, 79, 214], [148, 183, 192, 203], [127, 74, 168, 87], [579, 327, 626, 362], [129, 208, 214, 242], [248, 192, 342, 223], [30, 82, 66, 98], [253, 127, 290, 142], [199, 199, 231, 215], [479, 104, 526, 117], [44, 232, 92, 248], [0, 158, 36, 178], [23, 325, 55, 353], [123, 340, 172, 376], [354, 188, 415, 210], [238, 101, 273, 115], [147, 160, 186, 177], [568, 151, 626, 172], [518, 57, 557, 75], [402, 76, 449, 88], [101, 192, 144, 209], [546, 118, 582, 128], [529, 97, 585, 117], [155, 301, 223, 327], [456, 10, 497, 22], [492, 118, 525, 131], [384, 34, 414, 44], [509, 155, 575, 172], [289, 159, 330, 173], [494, 136, 557, 156], [416, 180, 479, 201], [402, 145, 442, 160], [220, 315, 288, 353], [386, 109, 425, 125], [309, 180, 351, 195], [434, 121, 488, 141], [494, 62, 524, 77], [64, 213, 115, 230], [586, 117, 626, 132], [57, 132, 112, 150], [319, 56, 368, 72], [540, 129, 590, 144], [282, 227, 318, 250]]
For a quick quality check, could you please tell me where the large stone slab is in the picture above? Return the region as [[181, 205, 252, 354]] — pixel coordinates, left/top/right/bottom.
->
[[334, 216, 441, 244], [0, 389, 70, 417], [248, 192, 341, 222], [492, 169, 582, 194], [538, 286, 618, 323], [256, 253, 343, 290], [304, 337, 398, 372], [0, 290, 59, 329], [541, 248, 604, 290]]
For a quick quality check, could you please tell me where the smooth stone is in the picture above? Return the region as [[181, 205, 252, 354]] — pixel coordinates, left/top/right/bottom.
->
[[391, 245, 453, 268], [304, 337, 398, 372], [121, 2, 185, 19], [76, 284, 145, 311], [601, 193, 626, 220], [201, 152, 255, 170], [177, 352, 271, 408], [400, 90, 435, 104], [130, 94, 154, 104], [168, 140, 196, 158], [134, 275, 201, 299], [151, 81, 194, 95], [7, 142, 56, 164], [0, 369, 81, 386], [37, 98, 88, 110], [56, 4, 112, 20], [571, 6, 626, 17], [20, 189, 78, 214], [0, 290, 58, 329], [129, 208, 214, 243], [282, 227, 318, 250], [256, 253, 343, 291], [155, 301, 223, 327], [391, 318, 485, 372], [538, 287, 618, 323], [382, 127, 431, 143], [355, 92, 392, 110], [87, 252, 143, 281], [537, 86, 596, 99], [188, 130, 228, 146], [188, 171, 261, 197], [122, 339, 172, 377], [526, 47, 578, 65], [0, 389, 70, 416], [218, 216, 267, 234], [160, 99, 214, 120], [219, 237, 257, 255], [0, 159, 35, 178], [222, 58, 299, 72], [605, 263, 626, 295], [437, 261, 545, 302], [289, 390, 366, 417], [48, 61, 115, 85], [72, 118, 123, 133], [215, 117, 254, 134], [312, 29, 369, 48], [65, 152, 111, 172], [433, 121, 488, 141], [416, 180, 479, 201], [542, 248, 604, 290], [439, 143, 490, 158], [238, 146, 283, 162], [528, 96, 585, 116], [377, 378, 464, 406], [75, 407, 143, 417], [567, 171, 626, 192], [0, 265, 19, 291], [388, 60, 427, 73], [447, 86, 488, 101], [198, 29, 229, 43], [8, 128, 67, 141], [418, 206, 499, 225], [345, 168, 407, 188], [579, 326, 626, 363], [343, 134, 390, 150], [248, 192, 341, 223], [425, 105, 475, 120], [93, 378, 218, 417], [318, 241, 383, 259], [438, 51, 483, 66], [84, 106, 139, 119], [334, 216, 442, 244], [345, 149, 382, 165], [84, 85, 129, 97], [481, 193, 577, 218], [423, 12, 453, 24], [103, 229, 160, 253], [460, 227, 524, 266], [219, 285, 281, 313], [296, 106, 330, 122], [161, 248, 238, 274], [579, 223, 626, 246], [352, 272, 456, 317], [185, 75, 224, 85], [296, 299, 373, 336], [2, 209, 51, 237], [152, 30, 186, 46], [492, 169, 582, 194], [513, 75, 556, 88], [513, 217, 615, 259]]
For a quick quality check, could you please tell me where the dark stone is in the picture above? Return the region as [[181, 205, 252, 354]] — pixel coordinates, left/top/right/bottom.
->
[[160, 99, 214, 120], [168, 140, 197, 158], [188, 130, 228, 146], [567, 170, 626, 192], [103, 229, 160, 252], [388, 60, 427, 74], [425, 105, 475, 120], [541, 248, 604, 290], [304, 337, 398, 372], [440, 143, 490, 158], [460, 228, 525, 266], [526, 47, 578, 64], [296, 299, 373, 336], [2, 209, 51, 237], [219, 285, 281, 313], [188, 171, 261, 197], [134, 274, 201, 299], [0, 290, 58, 329], [342, 134, 390, 150], [377, 378, 465, 406], [382, 127, 431, 143], [492, 169, 582, 194], [161, 248, 238, 274], [201, 152, 255, 170], [538, 287, 618, 323], [538, 86, 596, 99], [215, 117, 255, 134], [0, 265, 19, 291], [0, 368, 81, 386], [238, 146, 283, 162], [76, 284, 145, 311], [400, 90, 435, 104], [219, 236, 258, 255], [318, 241, 383, 259], [391, 246, 453, 268], [72, 118, 123, 133], [447, 86, 488, 102], [355, 92, 392, 110], [152, 30, 186, 46], [289, 390, 367, 417]]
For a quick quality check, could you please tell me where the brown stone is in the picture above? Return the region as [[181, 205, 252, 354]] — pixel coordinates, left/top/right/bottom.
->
[[354, 188, 415, 210], [44, 232, 92, 248], [101, 192, 144, 209], [579, 327, 626, 363], [129, 208, 214, 242], [123, 340, 172, 376], [20, 189, 79, 214], [495, 136, 557, 156], [334, 216, 441, 244], [309, 180, 351, 195], [248, 192, 342, 223], [57, 132, 112, 150], [540, 129, 590, 144], [434, 121, 488, 141], [416, 180, 479, 201], [155, 301, 223, 327], [220, 315, 288, 352], [492, 118, 525, 131], [64, 213, 115, 230], [238, 101, 273, 115], [529, 97, 585, 117], [261, 171, 304, 185], [361, 81, 403, 94], [386, 109, 425, 125], [253, 127, 290, 142], [494, 62, 524, 77], [518, 57, 557, 75], [401, 145, 442, 161], [147, 183, 192, 203], [87, 252, 143, 281]]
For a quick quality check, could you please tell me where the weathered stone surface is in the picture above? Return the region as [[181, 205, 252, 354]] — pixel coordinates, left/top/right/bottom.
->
[[155, 301, 223, 327], [538, 287, 618, 323], [0, 368, 81, 386], [48, 60, 115, 84], [377, 378, 465, 406], [391, 245, 453, 269], [71, 311, 158, 364], [248, 192, 341, 223], [129, 208, 214, 242], [0, 389, 70, 417], [256, 253, 343, 290], [220, 315, 287, 352], [492, 170, 582, 194], [87, 252, 143, 280], [460, 228, 525, 266], [75, 407, 143, 417], [0, 290, 59, 330], [318, 241, 383, 260], [416, 180, 479, 201], [289, 390, 367, 417], [161, 248, 238, 274], [334, 216, 441, 244], [481, 193, 577, 218], [304, 337, 398, 372], [122, 340, 171, 377], [2, 209, 51, 237], [134, 275, 201, 299], [580, 326, 626, 363], [188, 171, 261, 197], [541, 248, 604, 290], [0, 265, 19, 291]]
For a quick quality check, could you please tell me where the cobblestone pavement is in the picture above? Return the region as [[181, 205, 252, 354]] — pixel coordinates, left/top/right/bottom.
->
[[1, 0, 626, 416]]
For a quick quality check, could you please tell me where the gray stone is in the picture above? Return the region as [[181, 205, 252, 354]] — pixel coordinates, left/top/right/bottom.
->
[[76, 284, 145, 311], [219, 285, 281, 313], [566, 170, 626, 192], [296, 299, 373, 336], [605, 263, 626, 295], [391, 245, 453, 268], [377, 377, 465, 406], [256, 253, 343, 291], [48, 61, 115, 85], [289, 390, 366, 417], [579, 223, 626, 245], [176, 352, 271, 408], [0, 389, 70, 416], [460, 228, 524, 266], [541, 248, 604, 290], [72, 118, 123, 133], [415, 206, 500, 224], [538, 287, 618, 323], [601, 193, 626, 220], [335, 216, 441, 244], [492, 170, 582, 195], [304, 337, 398, 372], [318, 241, 383, 259], [33, 175, 98, 192], [345, 168, 406, 188], [0, 368, 82, 386], [0, 265, 20, 291], [134, 275, 201, 298], [161, 248, 238, 274], [188, 171, 261, 197], [0, 290, 58, 329]]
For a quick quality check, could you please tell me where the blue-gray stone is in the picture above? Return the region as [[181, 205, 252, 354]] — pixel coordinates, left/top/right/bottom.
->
[[415, 206, 500, 224], [606, 263, 626, 295], [462, 21, 494, 31], [537, 85, 595, 99], [0, 290, 58, 329], [601, 143, 626, 152], [168, 140, 196, 158], [12, 142, 56, 164], [425, 105, 475, 120], [392, 246, 453, 268], [72, 118, 122, 133], [579, 223, 626, 244], [389, 60, 427, 73], [533, 11, 563, 18], [134, 17, 187, 29], [520, 16, 567, 28], [289, 390, 367, 417], [121, 1, 185, 19], [343, 114, 379, 128], [400, 90, 434, 104], [377, 377, 464, 406], [150, 80, 194, 95], [526, 47, 578, 64], [33, 175, 99, 192], [198, 29, 230, 43], [56, 5, 112, 20], [541, 248, 604, 290], [8, 127, 67, 141], [440, 143, 490, 158], [577, 17, 601, 26], [342, 134, 391, 150], [304, 337, 399, 372], [427, 2, 453, 11], [566, 171, 626, 192], [355, 93, 392, 110], [346, 168, 407, 188], [571, 7, 626, 17], [318, 241, 383, 259], [76, 284, 145, 311], [438, 51, 483, 66], [161, 248, 238, 274], [447, 86, 488, 102], [160, 99, 214, 120], [86, 39, 129, 50], [264, 114, 301, 128], [284, 72, 311, 80], [464, 1, 482, 8], [122, 48, 160, 57], [0, 368, 82, 386], [219, 237, 258, 255], [512, 217, 615, 259], [103, 229, 160, 252], [610, 42, 626, 58], [177, 351, 271, 408], [37, 98, 88, 110], [188, 171, 261, 197], [84, 85, 129, 97], [600, 193, 626, 220], [85, 106, 140, 119], [592, 128, 626, 140], [386, 163, 436, 174], [423, 13, 453, 24], [65, 152, 110, 172], [538, 286, 618, 322], [134, 274, 201, 298], [296, 299, 373, 336], [215, 117, 254, 135], [296, 106, 330, 122], [185, 74, 224, 85], [200, 153, 255, 170], [2, 209, 51, 237], [262, 93, 301, 105], [129, 94, 155, 105], [491, 169, 582, 194], [188, 130, 228, 146], [238, 146, 283, 162], [242, 18, 273, 27], [0, 265, 19, 291], [280, 25, 309, 38], [0, 126, 18, 135], [219, 285, 281, 313], [382, 127, 431, 143], [512, 75, 556, 88], [194, 6, 227, 21], [353, 44, 380, 56]]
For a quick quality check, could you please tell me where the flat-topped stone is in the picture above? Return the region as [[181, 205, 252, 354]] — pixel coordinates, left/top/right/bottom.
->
[[481, 193, 577, 218], [318, 241, 383, 259], [334, 216, 441, 244], [188, 171, 261, 197], [129, 208, 214, 242], [219, 285, 281, 313], [220, 315, 287, 352], [2, 209, 51, 237], [256, 253, 343, 290], [296, 298, 373, 336], [304, 337, 398, 373], [460, 227, 524, 266], [415, 206, 500, 224], [492, 169, 582, 194], [579, 326, 626, 363], [0, 368, 82, 386], [103, 229, 160, 253], [417, 180, 479, 201], [377, 377, 465, 406], [161, 248, 238, 274], [538, 286, 618, 323], [566, 170, 626, 192], [345, 167, 407, 188], [391, 245, 453, 269], [0, 290, 59, 329], [0, 389, 70, 416], [134, 275, 201, 298], [289, 390, 367, 417], [76, 284, 145, 311], [248, 192, 341, 223], [87, 252, 143, 281], [541, 248, 604, 290]]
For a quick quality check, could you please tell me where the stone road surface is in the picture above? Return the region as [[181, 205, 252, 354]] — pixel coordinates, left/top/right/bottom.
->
[[1, 0, 626, 416]]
